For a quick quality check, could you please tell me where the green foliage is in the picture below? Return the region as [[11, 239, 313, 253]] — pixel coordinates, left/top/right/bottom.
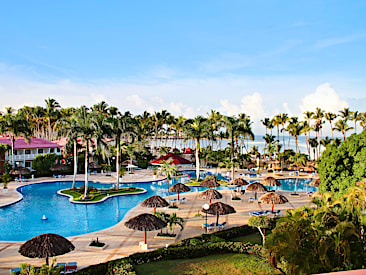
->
[[318, 130, 366, 195], [32, 153, 59, 177], [61, 187, 143, 202], [265, 183, 366, 274], [1, 173, 12, 188]]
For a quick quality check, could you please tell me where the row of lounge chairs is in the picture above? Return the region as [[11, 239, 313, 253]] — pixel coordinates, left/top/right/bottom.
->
[[10, 263, 77, 274], [249, 210, 281, 217], [53, 173, 66, 178], [202, 222, 227, 231], [169, 198, 186, 203]]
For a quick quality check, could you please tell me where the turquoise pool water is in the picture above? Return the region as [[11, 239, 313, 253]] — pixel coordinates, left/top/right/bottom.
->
[[0, 171, 315, 241]]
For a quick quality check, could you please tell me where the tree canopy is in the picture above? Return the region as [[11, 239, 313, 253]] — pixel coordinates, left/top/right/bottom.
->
[[318, 130, 366, 195]]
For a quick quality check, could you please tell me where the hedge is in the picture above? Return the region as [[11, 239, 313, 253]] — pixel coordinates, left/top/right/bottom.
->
[[74, 225, 259, 275]]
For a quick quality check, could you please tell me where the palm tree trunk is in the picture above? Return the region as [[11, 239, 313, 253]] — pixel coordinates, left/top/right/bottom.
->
[[295, 136, 299, 153], [116, 138, 120, 190], [72, 140, 77, 189], [11, 136, 15, 168], [231, 134, 235, 181], [84, 140, 89, 198], [195, 138, 200, 180]]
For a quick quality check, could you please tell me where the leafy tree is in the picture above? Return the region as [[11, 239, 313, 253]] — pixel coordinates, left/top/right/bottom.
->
[[32, 153, 59, 177], [318, 130, 366, 195], [248, 215, 274, 245], [1, 173, 12, 189]]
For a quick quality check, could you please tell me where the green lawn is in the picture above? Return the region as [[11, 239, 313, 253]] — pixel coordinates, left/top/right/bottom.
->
[[61, 187, 144, 202], [134, 253, 279, 275], [230, 231, 271, 245]]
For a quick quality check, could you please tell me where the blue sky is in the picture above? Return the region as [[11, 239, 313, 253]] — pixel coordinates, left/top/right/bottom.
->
[[0, 1, 365, 133]]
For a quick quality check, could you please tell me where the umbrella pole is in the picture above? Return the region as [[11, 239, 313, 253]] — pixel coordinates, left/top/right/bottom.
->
[[46, 256, 49, 266], [255, 192, 257, 200], [153, 207, 156, 214], [209, 198, 211, 204], [272, 203, 274, 213], [216, 214, 219, 226], [144, 231, 147, 244], [178, 191, 180, 201]]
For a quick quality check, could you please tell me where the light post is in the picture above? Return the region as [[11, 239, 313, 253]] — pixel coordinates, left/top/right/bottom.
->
[[203, 203, 210, 233]]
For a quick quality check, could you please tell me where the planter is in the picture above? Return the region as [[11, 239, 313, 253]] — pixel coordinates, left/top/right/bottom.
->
[[3, 188, 8, 194], [153, 175, 157, 180], [154, 234, 177, 240], [88, 243, 108, 250]]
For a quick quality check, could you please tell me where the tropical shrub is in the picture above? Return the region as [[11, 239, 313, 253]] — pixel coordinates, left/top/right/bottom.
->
[[265, 183, 366, 274], [318, 130, 366, 195], [32, 153, 60, 177]]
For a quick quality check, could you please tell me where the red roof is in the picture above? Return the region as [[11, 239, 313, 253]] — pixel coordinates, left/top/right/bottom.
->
[[0, 137, 62, 149], [150, 153, 192, 165], [183, 147, 193, 154]]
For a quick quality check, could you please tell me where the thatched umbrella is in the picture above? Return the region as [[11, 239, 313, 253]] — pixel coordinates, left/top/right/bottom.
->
[[200, 176, 220, 188], [232, 178, 249, 186], [169, 183, 191, 200], [9, 166, 30, 178], [261, 176, 281, 191], [259, 192, 288, 213], [305, 165, 316, 172], [140, 195, 169, 213], [199, 189, 223, 203], [89, 162, 101, 169], [121, 159, 138, 166], [49, 164, 70, 172], [309, 179, 320, 187], [201, 202, 236, 226], [246, 182, 267, 199], [19, 233, 74, 265], [125, 213, 166, 245]]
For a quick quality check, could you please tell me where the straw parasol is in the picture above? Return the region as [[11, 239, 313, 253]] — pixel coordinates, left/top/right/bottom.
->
[[169, 183, 191, 200], [259, 192, 288, 213], [121, 159, 138, 166], [261, 176, 281, 191], [19, 233, 75, 266], [200, 176, 220, 188], [125, 213, 166, 245], [9, 166, 30, 178], [201, 202, 236, 226], [49, 164, 70, 172], [305, 165, 316, 172], [199, 189, 223, 203], [246, 182, 267, 199], [309, 179, 320, 187], [89, 162, 101, 169], [232, 178, 249, 187], [140, 195, 169, 213]]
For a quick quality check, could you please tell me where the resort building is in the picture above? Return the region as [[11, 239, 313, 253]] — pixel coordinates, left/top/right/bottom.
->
[[0, 136, 62, 173]]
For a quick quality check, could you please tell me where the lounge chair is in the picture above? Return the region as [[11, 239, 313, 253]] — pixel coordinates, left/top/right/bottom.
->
[[53, 173, 59, 178], [202, 223, 210, 229], [208, 222, 216, 231], [65, 262, 77, 273], [10, 267, 21, 275], [248, 197, 255, 203], [218, 221, 227, 230], [61, 172, 66, 178], [56, 263, 66, 274], [15, 177, 21, 182], [307, 191, 314, 197], [180, 197, 186, 203], [249, 211, 266, 217]]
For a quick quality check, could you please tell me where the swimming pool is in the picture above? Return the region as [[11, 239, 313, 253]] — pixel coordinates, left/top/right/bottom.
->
[[0, 171, 315, 241]]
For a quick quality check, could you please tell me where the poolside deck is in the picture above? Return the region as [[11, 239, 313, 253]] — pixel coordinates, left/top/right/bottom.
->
[[0, 169, 315, 274]]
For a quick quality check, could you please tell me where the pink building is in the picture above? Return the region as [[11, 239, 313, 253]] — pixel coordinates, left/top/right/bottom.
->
[[0, 136, 62, 173]]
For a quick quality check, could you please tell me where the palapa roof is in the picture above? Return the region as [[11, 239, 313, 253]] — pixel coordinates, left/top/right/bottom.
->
[[199, 189, 223, 200], [121, 159, 138, 166], [9, 166, 31, 175], [0, 136, 61, 149], [140, 195, 169, 208], [201, 202, 236, 216], [246, 182, 267, 192], [89, 162, 101, 169], [19, 233, 74, 259], [309, 179, 320, 187], [169, 183, 191, 193], [304, 165, 316, 172], [259, 192, 288, 205], [125, 213, 166, 231], [200, 176, 220, 187], [232, 178, 249, 186], [261, 177, 281, 187]]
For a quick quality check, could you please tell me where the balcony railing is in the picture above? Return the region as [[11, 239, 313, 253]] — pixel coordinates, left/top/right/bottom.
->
[[4, 151, 61, 161]]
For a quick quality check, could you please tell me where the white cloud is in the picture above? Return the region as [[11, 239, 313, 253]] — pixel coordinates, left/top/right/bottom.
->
[[299, 83, 349, 115]]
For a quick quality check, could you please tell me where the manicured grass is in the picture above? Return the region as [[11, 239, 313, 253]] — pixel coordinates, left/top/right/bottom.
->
[[61, 187, 144, 202], [230, 231, 271, 245], [134, 253, 279, 275], [185, 179, 231, 186]]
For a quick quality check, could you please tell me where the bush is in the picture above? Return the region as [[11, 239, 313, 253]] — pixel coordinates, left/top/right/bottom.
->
[[32, 153, 59, 177]]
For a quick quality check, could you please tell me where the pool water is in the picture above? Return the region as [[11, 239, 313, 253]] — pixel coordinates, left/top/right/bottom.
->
[[0, 171, 315, 241]]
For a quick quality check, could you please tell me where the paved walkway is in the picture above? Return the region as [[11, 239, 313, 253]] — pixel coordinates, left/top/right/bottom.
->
[[0, 168, 315, 274]]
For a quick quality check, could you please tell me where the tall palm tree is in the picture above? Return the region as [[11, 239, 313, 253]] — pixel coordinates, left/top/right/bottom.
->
[[300, 121, 311, 157], [324, 112, 337, 138], [351, 111, 360, 133], [56, 112, 80, 188], [271, 115, 282, 143], [279, 113, 289, 149], [183, 116, 207, 180], [287, 121, 303, 153], [308, 137, 318, 160], [0, 112, 31, 168], [339, 107, 352, 123], [238, 113, 254, 154], [223, 116, 241, 180], [160, 160, 178, 196], [333, 119, 353, 141], [261, 117, 271, 135], [44, 98, 60, 140]]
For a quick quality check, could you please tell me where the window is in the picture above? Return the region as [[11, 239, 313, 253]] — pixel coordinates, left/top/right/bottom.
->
[[38, 149, 43, 154], [14, 150, 17, 155], [50, 148, 54, 153], [25, 161, 31, 168], [57, 148, 61, 153], [25, 149, 31, 154]]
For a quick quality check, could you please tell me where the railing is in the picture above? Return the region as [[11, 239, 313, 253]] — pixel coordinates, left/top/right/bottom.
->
[[5, 151, 61, 161]]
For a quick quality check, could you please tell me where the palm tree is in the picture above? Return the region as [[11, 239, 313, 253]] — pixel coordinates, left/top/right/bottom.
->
[[183, 116, 207, 180], [167, 213, 184, 234], [320, 136, 332, 149], [160, 160, 178, 196], [0, 112, 31, 168], [271, 115, 282, 143], [351, 111, 361, 133], [279, 113, 289, 149], [223, 116, 242, 180], [56, 112, 80, 188], [308, 137, 318, 160], [261, 117, 271, 135], [324, 112, 337, 138], [287, 121, 303, 153], [301, 121, 311, 157], [339, 107, 352, 123], [333, 119, 353, 141], [238, 113, 254, 154], [44, 98, 60, 140]]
